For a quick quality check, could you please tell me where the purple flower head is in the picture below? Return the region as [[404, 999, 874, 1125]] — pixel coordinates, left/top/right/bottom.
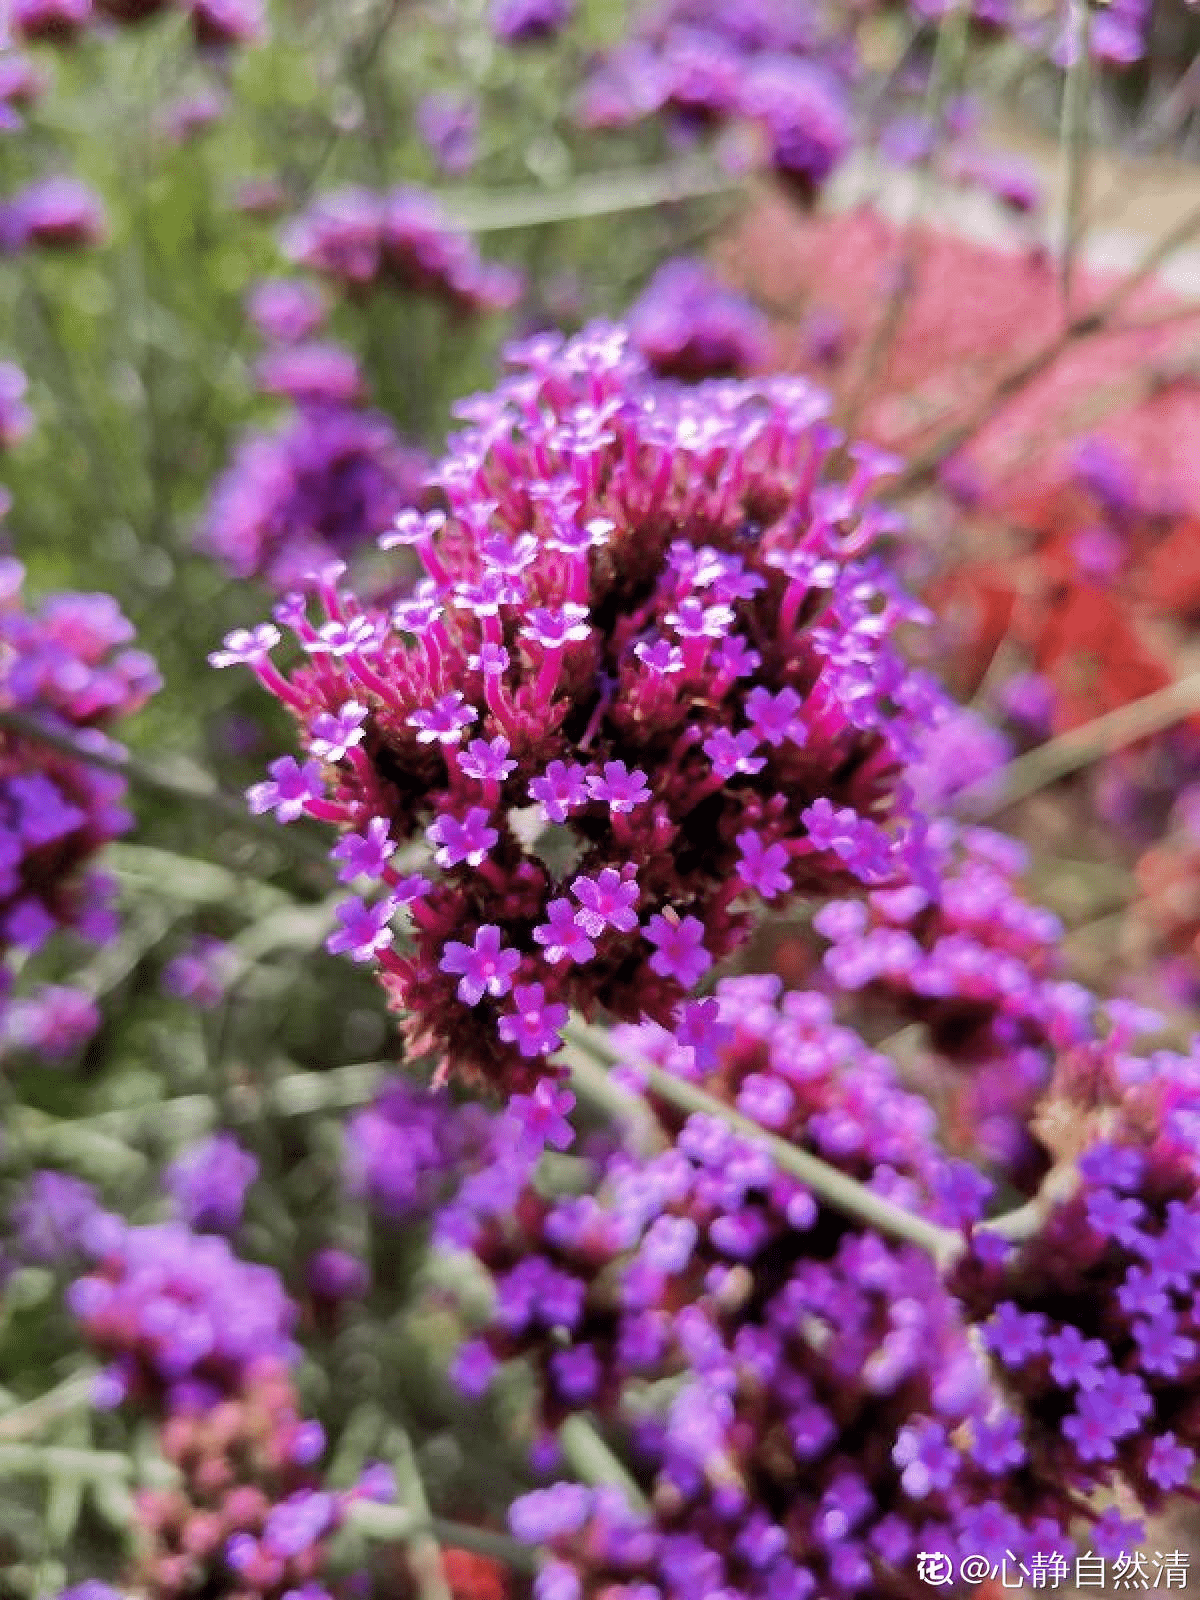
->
[[165, 1134, 259, 1233], [223, 326, 944, 1097], [416, 91, 479, 175], [629, 258, 767, 381], [246, 278, 327, 345], [6, 177, 107, 251], [490, 0, 572, 43]]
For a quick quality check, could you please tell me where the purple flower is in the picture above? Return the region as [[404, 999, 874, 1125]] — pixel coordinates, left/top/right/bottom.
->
[[983, 1303, 1047, 1367], [490, 0, 572, 43], [408, 691, 478, 746], [309, 700, 368, 763], [645, 914, 711, 988], [325, 897, 396, 961], [530, 760, 590, 823], [426, 808, 498, 868], [534, 899, 596, 966], [246, 278, 327, 344], [1147, 1432, 1195, 1490], [262, 1490, 337, 1558], [735, 830, 792, 899], [571, 867, 639, 937], [247, 756, 324, 822], [440, 925, 522, 1006], [507, 1079, 576, 1151], [331, 818, 394, 882], [498, 984, 569, 1057], [1045, 1326, 1108, 1390], [744, 685, 808, 748], [586, 761, 651, 814], [704, 727, 766, 780], [457, 735, 516, 784], [6, 177, 106, 251], [415, 91, 479, 176]]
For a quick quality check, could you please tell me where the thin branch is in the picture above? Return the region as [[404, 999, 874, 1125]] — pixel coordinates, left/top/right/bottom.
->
[[558, 1414, 649, 1515], [1058, 0, 1092, 310], [348, 1502, 539, 1573], [891, 197, 1200, 491], [0, 1374, 96, 1443], [954, 671, 1200, 821], [388, 1428, 454, 1600], [563, 1020, 963, 1268], [443, 158, 736, 235]]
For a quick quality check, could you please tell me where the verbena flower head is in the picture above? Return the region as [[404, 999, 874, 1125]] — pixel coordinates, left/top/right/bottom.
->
[[281, 183, 521, 314], [490, 0, 573, 43], [628, 257, 768, 381], [459, 977, 1060, 1594], [202, 404, 430, 588], [415, 91, 480, 175], [2, 175, 107, 251], [950, 1020, 1200, 1506], [68, 1220, 298, 1412], [0, 562, 157, 1020], [220, 325, 942, 1097], [165, 1133, 259, 1233]]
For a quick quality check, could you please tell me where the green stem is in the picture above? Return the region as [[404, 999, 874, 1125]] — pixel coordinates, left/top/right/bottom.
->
[[562, 1020, 963, 1269]]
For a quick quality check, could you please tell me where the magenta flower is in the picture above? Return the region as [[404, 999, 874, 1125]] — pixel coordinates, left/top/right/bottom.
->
[[309, 701, 369, 763], [533, 899, 596, 966], [644, 914, 711, 988], [506, 1080, 576, 1151], [246, 757, 324, 822], [744, 685, 808, 748], [570, 868, 639, 938], [735, 831, 792, 900], [426, 808, 498, 869], [326, 897, 395, 961], [457, 735, 516, 784], [529, 760, 590, 824], [408, 692, 478, 746], [439, 925, 521, 1006], [330, 817, 394, 882], [498, 984, 569, 1058], [704, 728, 766, 780], [586, 761, 650, 815]]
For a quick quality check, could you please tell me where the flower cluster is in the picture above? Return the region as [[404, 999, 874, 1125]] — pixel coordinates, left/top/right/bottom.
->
[[280, 183, 521, 314], [0, 175, 107, 252], [627, 258, 768, 382], [576, 0, 851, 194], [346, 1073, 498, 1221], [454, 976, 1053, 1597], [67, 1217, 393, 1599], [0, 561, 157, 1042], [217, 325, 943, 1097], [202, 401, 431, 589], [950, 1021, 1200, 1533], [12, 0, 266, 49], [165, 1132, 260, 1234]]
